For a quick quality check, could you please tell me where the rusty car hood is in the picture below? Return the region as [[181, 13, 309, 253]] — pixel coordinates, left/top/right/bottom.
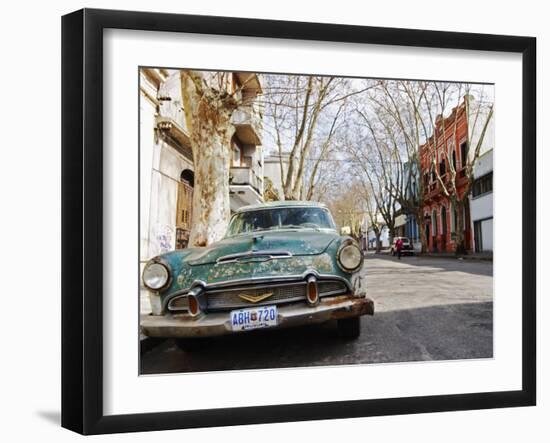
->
[[149, 229, 356, 308], [184, 229, 339, 266]]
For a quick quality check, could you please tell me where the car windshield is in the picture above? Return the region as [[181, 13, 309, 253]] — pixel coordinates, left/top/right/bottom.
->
[[226, 207, 336, 236]]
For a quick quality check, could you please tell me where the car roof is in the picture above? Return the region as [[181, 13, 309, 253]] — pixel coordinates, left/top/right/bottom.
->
[[235, 200, 329, 213]]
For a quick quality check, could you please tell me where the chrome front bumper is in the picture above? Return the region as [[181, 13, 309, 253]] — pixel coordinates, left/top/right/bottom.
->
[[141, 294, 374, 338]]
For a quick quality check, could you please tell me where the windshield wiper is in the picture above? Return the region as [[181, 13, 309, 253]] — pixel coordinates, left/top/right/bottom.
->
[[280, 224, 321, 231]]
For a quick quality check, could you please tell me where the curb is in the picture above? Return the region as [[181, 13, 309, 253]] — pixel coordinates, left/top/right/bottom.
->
[[365, 251, 493, 262], [419, 253, 493, 262]]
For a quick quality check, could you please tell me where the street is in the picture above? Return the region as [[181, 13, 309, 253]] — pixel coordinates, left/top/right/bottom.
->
[[140, 254, 493, 374]]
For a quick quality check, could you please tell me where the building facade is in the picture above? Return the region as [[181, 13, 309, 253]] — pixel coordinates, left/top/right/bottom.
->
[[419, 96, 493, 253], [363, 214, 390, 250], [402, 162, 421, 250], [366, 225, 390, 250], [394, 214, 407, 238], [404, 214, 420, 248], [139, 68, 264, 268], [263, 153, 301, 201], [469, 149, 493, 252], [228, 73, 265, 211]]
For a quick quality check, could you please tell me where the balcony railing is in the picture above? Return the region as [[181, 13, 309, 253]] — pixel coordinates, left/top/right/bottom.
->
[[156, 99, 191, 149], [230, 166, 263, 196], [231, 104, 263, 145]]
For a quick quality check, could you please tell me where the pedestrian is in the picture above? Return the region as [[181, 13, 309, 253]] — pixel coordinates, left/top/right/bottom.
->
[[396, 237, 403, 260]]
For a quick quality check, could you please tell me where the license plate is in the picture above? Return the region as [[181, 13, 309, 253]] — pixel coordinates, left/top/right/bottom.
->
[[230, 305, 278, 331]]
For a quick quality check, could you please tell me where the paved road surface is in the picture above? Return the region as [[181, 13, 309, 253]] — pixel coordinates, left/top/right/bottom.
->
[[141, 255, 493, 374]]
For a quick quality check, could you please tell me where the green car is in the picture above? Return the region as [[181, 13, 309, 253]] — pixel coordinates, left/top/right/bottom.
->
[[141, 201, 374, 346]]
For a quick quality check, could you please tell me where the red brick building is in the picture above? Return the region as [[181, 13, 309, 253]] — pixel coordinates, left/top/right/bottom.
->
[[420, 100, 473, 253]]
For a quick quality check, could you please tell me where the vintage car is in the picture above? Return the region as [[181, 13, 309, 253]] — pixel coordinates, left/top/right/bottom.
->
[[141, 201, 374, 347]]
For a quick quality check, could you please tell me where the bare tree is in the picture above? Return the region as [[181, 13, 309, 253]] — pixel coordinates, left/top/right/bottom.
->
[[352, 80, 492, 254], [346, 122, 399, 246], [264, 75, 372, 200], [303, 102, 347, 200], [418, 84, 494, 254], [328, 181, 366, 240], [354, 80, 430, 252], [179, 70, 240, 246], [360, 181, 383, 253]]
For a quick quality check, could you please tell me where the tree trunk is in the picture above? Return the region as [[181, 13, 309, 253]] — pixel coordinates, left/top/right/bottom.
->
[[180, 71, 237, 247], [375, 232, 381, 253], [387, 225, 395, 249], [454, 199, 467, 255], [189, 128, 234, 246], [416, 210, 428, 253]]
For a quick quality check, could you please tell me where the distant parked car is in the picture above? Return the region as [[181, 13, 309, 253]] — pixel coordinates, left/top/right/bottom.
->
[[390, 237, 414, 256]]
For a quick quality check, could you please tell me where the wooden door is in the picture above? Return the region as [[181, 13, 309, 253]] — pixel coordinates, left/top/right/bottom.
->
[[176, 181, 193, 249]]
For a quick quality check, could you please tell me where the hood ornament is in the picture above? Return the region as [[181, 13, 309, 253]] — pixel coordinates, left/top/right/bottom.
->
[[238, 291, 274, 303]]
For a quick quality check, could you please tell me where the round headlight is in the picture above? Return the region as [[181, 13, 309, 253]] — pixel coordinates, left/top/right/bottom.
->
[[142, 262, 170, 290], [337, 243, 363, 272]]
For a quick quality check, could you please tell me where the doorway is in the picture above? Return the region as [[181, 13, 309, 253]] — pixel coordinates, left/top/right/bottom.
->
[[176, 169, 194, 249], [441, 206, 447, 251], [474, 220, 483, 253]]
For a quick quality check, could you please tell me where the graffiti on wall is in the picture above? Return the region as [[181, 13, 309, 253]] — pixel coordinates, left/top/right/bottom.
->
[[157, 224, 174, 254]]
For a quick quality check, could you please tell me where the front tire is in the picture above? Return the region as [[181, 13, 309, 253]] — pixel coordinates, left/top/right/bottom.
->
[[337, 317, 361, 339]]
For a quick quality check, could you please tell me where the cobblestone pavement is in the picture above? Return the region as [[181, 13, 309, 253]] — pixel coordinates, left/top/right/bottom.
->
[[140, 254, 493, 374]]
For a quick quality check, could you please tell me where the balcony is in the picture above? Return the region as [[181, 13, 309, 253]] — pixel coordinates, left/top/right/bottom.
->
[[231, 105, 262, 145], [425, 180, 444, 202], [230, 166, 263, 195], [235, 73, 262, 94], [156, 99, 191, 150], [230, 166, 263, 206]]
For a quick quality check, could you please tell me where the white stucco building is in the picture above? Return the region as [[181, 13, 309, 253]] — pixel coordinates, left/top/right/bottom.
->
[[363, 215, 391, 250], [139, 68, 264, 268], [466, 99, 494, 253], [263, 153, 293, 200], [469, 148, 493, 252]]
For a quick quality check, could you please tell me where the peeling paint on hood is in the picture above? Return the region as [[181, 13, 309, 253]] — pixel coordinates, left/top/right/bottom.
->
[[185, 230, 339, 266]]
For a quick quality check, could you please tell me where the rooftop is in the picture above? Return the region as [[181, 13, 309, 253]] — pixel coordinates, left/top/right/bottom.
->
[[236, 200, 328, 213]]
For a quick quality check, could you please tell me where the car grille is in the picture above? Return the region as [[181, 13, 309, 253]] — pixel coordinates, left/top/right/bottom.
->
[[167, 280, 348, 312], [206, 283, 307, 310]]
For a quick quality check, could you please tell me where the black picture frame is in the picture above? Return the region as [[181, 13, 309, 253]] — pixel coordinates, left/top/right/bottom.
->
[[61, 8, 536, 435]]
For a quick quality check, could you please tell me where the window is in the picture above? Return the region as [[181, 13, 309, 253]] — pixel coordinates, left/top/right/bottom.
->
[[449, 203, 456, 233], [460, 141, 468, 168], [439, 158, 446, 176], [452, 151, 457, 171], [231, 137, 242, 167], [431, 209, 438, 236], [441, 205, 447, 236], [472, 172, 493, 197], [226, 207, 336, 236], [176, 171, 194, 249], [180, 169, 194, 187]]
